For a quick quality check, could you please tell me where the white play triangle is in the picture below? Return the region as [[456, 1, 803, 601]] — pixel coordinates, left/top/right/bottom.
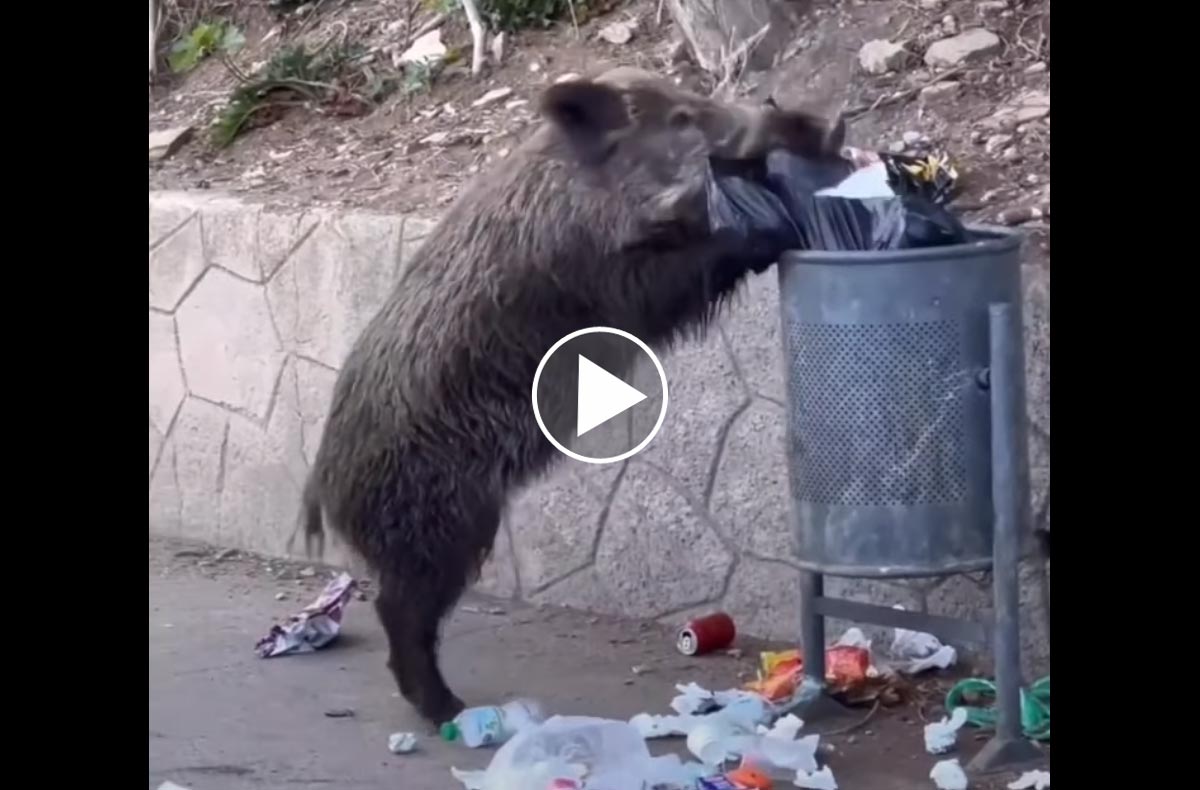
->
[[576, 354, 648, 437]]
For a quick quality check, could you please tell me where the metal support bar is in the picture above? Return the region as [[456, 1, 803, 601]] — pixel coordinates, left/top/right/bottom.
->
[[813, 596, 989, 647], [800, 570, 825, 685], [968, 302, 1044, 774]]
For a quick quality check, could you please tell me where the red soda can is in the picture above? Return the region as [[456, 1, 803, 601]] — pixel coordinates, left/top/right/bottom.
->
[[677, 612, 736, 656]]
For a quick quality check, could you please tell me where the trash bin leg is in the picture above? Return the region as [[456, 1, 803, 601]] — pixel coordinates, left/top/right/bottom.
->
[[968, 303, 1044, 774]]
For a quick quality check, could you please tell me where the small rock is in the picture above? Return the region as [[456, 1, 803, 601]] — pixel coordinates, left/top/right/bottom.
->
[[472, 87, 513, 108], [888, 140, 906, 153], [920, 81, 961, 103], [274, 592, 287, 601], [998, 206, 1044, 226], [149, 126, 193, 161], [971, 129, 987, 144], [599, 20, 636, 46], [490, 31, 506, 65], [859, 39, 911, 75], [981, 188, 1004, 204], [528, 61, 541, 73], [324, 708, 355, 718], [299, 566, 317, 578], [1024, 62, 1047, 75], [902, 131, 923, 146], [984, 133, 1013, 154], [924, 28, 1001, 68], [941, 15, 958, 36], [387, 732, 418, 754], [555, 72, 581, 84], [987, 90, 1050, 129], [398, 29, 446, 66], [1025, 173, 1040, 185], [1003, 147, 1022, 163]]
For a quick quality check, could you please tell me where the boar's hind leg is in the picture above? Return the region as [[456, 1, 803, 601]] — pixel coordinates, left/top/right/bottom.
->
[[373, 495, 499, 726]]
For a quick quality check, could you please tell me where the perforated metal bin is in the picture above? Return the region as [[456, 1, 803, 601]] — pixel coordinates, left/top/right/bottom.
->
[[777, 227, 1025, 578]]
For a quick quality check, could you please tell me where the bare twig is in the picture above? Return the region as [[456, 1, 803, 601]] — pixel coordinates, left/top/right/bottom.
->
[[842, 65, 966, 121], [710, 23, 771, 99], [815, 699, 882, 737], [400, 0, 420, 52], [413, 12, 448, 41], [459, 0, 486, 77]]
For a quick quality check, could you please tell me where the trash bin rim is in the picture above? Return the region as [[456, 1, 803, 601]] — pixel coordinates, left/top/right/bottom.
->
[[777, 224, 1022, 267]]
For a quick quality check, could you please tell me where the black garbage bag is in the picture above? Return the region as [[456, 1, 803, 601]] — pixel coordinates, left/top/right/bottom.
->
[[706, 147, 971, 252]]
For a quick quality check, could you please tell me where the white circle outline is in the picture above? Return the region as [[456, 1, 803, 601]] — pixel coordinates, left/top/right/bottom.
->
[[531, 326, 669, 465]]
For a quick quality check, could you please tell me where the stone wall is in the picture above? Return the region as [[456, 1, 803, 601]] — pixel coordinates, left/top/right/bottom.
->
[[149, 191, 1050, 675]]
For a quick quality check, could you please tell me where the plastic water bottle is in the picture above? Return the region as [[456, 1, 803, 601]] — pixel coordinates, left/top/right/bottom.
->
[[439, 699, 544, 748]]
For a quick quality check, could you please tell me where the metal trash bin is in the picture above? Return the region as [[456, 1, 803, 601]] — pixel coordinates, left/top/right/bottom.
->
[[778, 227, 1023, 578], [775, 226, 1043, 772]]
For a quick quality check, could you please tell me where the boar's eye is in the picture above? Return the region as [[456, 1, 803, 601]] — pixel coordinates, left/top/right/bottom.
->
[[667, 108, 696, 129]]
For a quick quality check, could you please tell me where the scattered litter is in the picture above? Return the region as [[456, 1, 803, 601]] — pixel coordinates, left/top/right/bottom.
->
[[472, 87, 514, 108], [794, 765, 839, 790], [930, 758, 969, 790], [1008, 769, 1050, 790], [255, 572, 358, 658], [890, 607, 959, 674], [924, 707, 968, 754], [726, 762, 773, 788], [274, 592, 288, 601], [677, 612, 737, 656], [441, 698, 544, 748], [387, 731, 418, 754], [946, 676, 1050, 741], [631, 664, 651, 675], [744, 645, 870, 703], [324, 707, 355, 718], [298, 566, 317, 578], [451, 715, 703, 790], [460, 604, 507, 616]]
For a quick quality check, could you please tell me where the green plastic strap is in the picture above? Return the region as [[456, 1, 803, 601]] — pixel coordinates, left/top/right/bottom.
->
[[945, 676, 1050, 741]]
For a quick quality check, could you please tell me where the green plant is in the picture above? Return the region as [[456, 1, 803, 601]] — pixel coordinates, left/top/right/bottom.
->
[[168, 20, 245, 73], [212, 42, 354, 147], [402, 60, 435, 95], [482, 0, 581, 32]]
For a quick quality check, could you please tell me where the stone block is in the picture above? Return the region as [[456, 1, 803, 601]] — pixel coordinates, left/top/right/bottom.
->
[[924, 561, 1050, 676], [507, 463, 612, 593], [266, 212, 402, 368], [149, 422, 164, 479], [218, 408, 304, 556], [635, 333, 747, 498], [726, 271, 786, 402], [592, 463, 732, 618], [710, 400, 792, 558], [1023, 264, 1050, 436], [476, 520, 520, 599], [149, 312, 186, 435], [171, 397, 229, 533], [292, 357, 339, 466], [149, 208, 206, 311], [398, 216, 438, 278], [177, 269, 285, 421], [721, 558, 802, 642]]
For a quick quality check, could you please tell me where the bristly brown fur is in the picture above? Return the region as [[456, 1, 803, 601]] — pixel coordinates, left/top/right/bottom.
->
[[299, 67, 839, 725]]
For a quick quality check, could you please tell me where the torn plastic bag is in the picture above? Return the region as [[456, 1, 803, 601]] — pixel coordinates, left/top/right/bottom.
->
[[706, 147, 970, 252]]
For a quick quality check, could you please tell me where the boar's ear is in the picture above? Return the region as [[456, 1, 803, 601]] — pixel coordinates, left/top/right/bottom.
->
[[541, 80, 631, 163], [772, 110, 846, 159]]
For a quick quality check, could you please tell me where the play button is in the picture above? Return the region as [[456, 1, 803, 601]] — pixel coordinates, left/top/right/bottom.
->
[[532, 327, 669, 464]]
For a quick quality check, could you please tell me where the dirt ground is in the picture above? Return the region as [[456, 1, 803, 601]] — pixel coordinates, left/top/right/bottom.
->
[[149, 536, 1048, 789], [148, 0, 1050, 272]]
